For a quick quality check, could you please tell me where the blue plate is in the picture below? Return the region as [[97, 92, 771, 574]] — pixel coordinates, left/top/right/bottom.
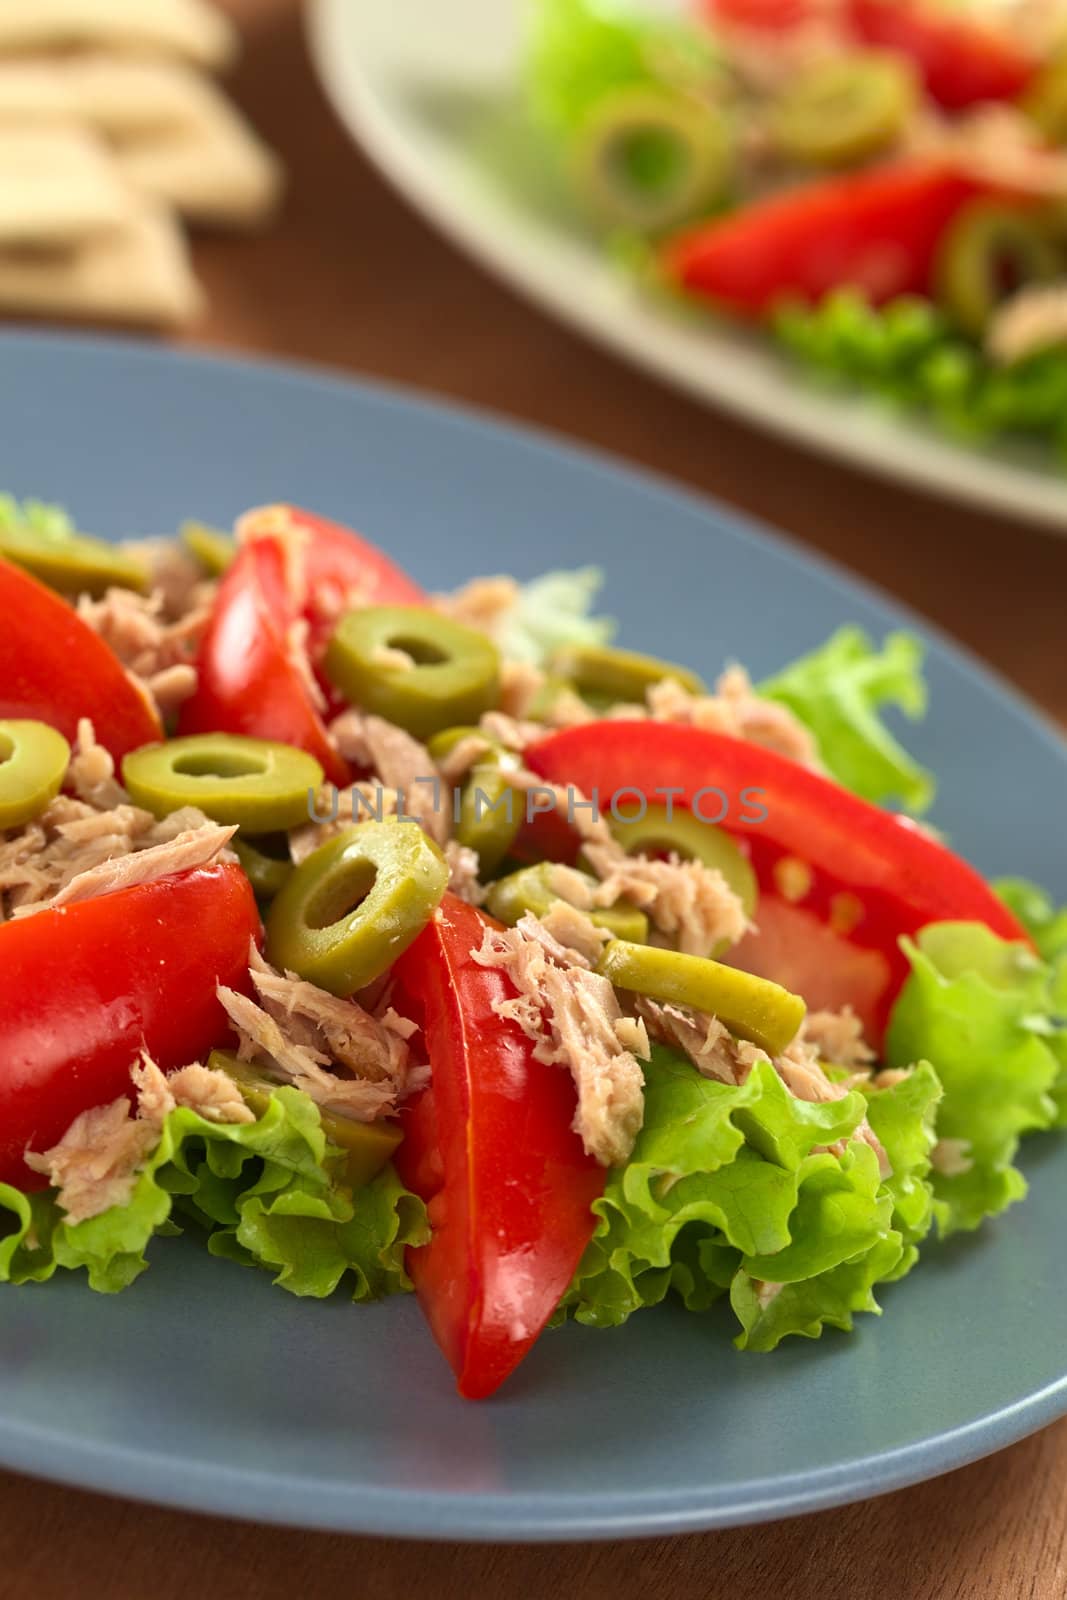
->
[[1, 330, 1065, 1541]]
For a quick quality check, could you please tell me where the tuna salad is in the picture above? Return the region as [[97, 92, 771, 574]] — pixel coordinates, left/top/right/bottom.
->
[[0, 496, 1063, 1398], [523, 0, 1067, 467]]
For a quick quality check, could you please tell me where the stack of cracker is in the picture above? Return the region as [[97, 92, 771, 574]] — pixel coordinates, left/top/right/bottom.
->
[[0, 0, 282, 326]]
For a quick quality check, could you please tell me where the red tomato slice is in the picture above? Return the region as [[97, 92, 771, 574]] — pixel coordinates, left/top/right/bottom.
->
[[0, 555, 161, 763], [663, 162, 983, 317], [393, 895, 603, 1400], [524, 721, 1029, 1043], [240, 504, 428, 660], [848, 0, 1036, 111], [0, 862, 260, 1188], [180, 538, 350, 786]]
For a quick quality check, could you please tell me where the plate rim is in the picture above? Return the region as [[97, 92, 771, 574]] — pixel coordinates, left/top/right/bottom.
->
[[306, 0, 1067, 535], [1, 327, 1066, 1540]]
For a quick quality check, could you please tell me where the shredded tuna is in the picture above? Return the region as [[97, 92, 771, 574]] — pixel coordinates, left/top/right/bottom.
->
[[164, 1062, 256, 1126], [434, 574, 518, 639], [76, 584, 208, 719], [536, 899, 611, 967], [472, 914, 647, 1166], [436, 733, 493, 786], [647, 667, 822, 769], [23, 1049, 252, 1223], [584, 842, 749, 955], [479, 712, 545, 754], [117, 536, 217, 622], [754, 1279, 784, 1311], [216, 945, 420, 1120], [23, 1098, 159, 1225], [14, 821, 236, 917], [360, 714, 451, 847], [499, 659, 546, 720], [444, 839, 485, 904], [236, 504, 309, 610], [327, 708, 372, 768], [987, 280, 1067, 366], [801, 1006, 875, 1069], [637, 999, 757, 1085], [931, 1137, 974, 1177], [910, 102, 1067, 199], [68, 718, 127, 809], [0, 751, 225, 920]]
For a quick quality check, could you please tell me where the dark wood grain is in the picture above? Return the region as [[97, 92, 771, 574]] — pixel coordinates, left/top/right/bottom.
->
[[1, 3, 1065, 1594]]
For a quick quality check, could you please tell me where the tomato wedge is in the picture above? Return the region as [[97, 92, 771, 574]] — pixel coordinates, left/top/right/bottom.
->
[[524, 721, 1029, 1042], [702, 0, 819, 27], [392, 895, 604, 1399], [179, 538, 350, 786], [663, 162, 982, 316], [848, 0, 1036, 111], [0, 555, 161, 762], [240, 504, 428, 660], [0, 862, 260, 1189]]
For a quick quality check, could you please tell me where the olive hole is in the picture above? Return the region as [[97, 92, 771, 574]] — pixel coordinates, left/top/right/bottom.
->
[[0, 733, 14, 767], [608, 127, 688, 196], [173, 751, 269, 780], [389, 634, 448, 667], [306, 860, 378, 929]]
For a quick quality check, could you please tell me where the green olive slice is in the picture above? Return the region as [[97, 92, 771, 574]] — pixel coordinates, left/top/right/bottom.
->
[[325, 606, 500, 742], [180, 520, 235, 576], [573, 85, 732, 231], [771, 52, 915, 169], [0, 496, 146, 596], [206, 1051, 402, 1187], [1022, 53, 1067, 144], [485, 861, 649, 945], [548, 642, 704, 705], [0, 719, 70, 830], [597, 939, 805, 1057], [122, 734, 324, 832], [265, 820, 448, 997], [935, 202, 1061, 337], [232, 834, 293, 901], [608, 803, 757, 916], [427, 724, 521, 875]]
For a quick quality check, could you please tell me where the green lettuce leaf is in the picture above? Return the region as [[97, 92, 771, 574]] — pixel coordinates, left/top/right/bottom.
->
[[497, 566, 616, 665], [760, 625, 934, 811], [525, 0, 721, 136], [886, 922, 1065, 1234], [995, 877, 1067, 981], [0, 1087, 427, 1299], [561, 1046, 925, 1348]]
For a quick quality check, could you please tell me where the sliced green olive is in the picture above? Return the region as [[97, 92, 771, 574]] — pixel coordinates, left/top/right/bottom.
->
[[485, 861, 649, 945], [266, 820, 448, 997], [573, 85, 732, 232], [122, 734, 324, 832], [0, 719, 70, 830], [607, 803, 757, 917], [935, 202, 1061, 337], [427, 724, 521, 875], [232, 834, 293, 901], [325, 606, 500, 742], [548, 642, 704, 705], [0, 496, 146, 596], [206, 1051, 402, 1187], [770, 52, 915, 169], [180, 520, 235, 576], [597, 939, 805, 1057]]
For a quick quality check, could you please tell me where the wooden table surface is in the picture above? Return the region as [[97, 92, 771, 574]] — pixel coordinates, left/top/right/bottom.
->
[[3, 3, 1067, 1596]]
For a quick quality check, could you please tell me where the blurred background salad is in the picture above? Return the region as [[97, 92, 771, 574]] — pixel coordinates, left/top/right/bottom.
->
[[522, 0, 1067, 462]]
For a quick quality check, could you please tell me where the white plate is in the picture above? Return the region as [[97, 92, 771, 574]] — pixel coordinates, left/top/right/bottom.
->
[[309, 0, 1067, 532]]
